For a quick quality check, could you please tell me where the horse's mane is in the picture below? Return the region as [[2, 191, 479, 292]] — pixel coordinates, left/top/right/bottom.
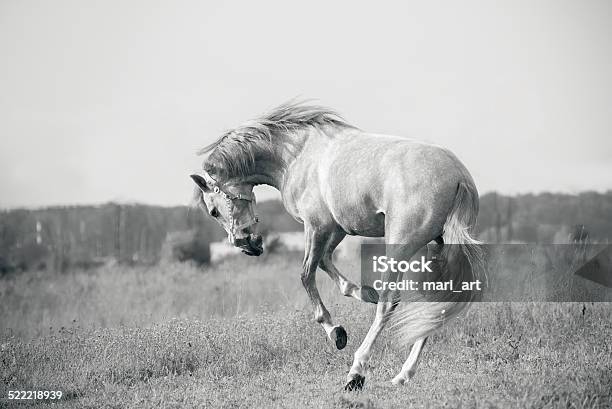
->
[[198, 100, 354, 178]]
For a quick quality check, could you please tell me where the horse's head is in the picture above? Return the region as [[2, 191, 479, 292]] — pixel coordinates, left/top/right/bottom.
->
[[190, 171, 263, 256]]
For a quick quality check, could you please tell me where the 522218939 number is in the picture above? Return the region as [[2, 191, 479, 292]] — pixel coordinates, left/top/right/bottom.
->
[[7, 390, 63, 400]]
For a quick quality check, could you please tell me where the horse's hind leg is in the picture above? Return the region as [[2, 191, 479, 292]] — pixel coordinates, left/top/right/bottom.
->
[[390, 237, 442, 385], [391, 337, 427, 385], [319, 230, 379, 304], [345, 287, 401, 391], [345, 217, 435, 391]]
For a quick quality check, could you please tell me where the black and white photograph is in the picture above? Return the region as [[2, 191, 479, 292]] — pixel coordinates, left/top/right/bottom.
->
[[1, 1, 611, 408]]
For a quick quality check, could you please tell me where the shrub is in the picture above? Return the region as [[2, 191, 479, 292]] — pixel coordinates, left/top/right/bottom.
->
[[160, 229, 211, 265]]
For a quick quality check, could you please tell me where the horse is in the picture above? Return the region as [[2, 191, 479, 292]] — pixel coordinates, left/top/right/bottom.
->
[[190, 101, 483, 390]]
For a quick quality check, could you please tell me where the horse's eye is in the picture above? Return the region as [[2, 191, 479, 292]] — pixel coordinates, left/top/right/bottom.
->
[[210, 208, 219, 218]]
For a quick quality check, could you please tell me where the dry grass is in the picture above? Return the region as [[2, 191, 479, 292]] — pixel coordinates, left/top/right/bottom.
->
[[1, 253, 611, 408], [0, 253, 313, 338]]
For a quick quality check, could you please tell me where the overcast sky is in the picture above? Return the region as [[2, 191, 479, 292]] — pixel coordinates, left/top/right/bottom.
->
[[1, 0, 611, 208]]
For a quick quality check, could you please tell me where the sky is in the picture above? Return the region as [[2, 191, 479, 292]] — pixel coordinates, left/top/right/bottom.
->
[[1, 0, 611, 208]]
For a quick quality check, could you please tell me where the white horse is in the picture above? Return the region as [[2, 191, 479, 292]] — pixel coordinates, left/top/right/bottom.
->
[[191, 101, 483, 390]]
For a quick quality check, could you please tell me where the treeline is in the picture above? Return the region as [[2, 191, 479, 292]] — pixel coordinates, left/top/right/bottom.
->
[[476, 191, 612, 243], [0, 201, 301, 272], [1, 191, 610, 272]]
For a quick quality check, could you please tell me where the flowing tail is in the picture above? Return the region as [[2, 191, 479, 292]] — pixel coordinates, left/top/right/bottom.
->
[[391, 181, 484, 346]]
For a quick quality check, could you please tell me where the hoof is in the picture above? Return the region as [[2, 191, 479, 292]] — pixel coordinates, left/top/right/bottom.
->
[[330, 326, 348, 350], [344, 374, 365, 391], [360, 286, 379, 304], [391, 376, 405, 385], [392, 370, 415, 385]]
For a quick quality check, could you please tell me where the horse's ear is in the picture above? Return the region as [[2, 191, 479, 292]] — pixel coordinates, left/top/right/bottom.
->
[[190, 174, 210, 192]]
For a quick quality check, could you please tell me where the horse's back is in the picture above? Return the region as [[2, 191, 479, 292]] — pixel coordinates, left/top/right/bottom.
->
[[319, 131, 474, 235], [325, 131, 472, 199]]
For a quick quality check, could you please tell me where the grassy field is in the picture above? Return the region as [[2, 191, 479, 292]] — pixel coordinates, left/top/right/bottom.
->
[[1, 253, 611, 408]]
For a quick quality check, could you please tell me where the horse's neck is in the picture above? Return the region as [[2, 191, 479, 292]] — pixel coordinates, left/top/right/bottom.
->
[[242, 129, 319, 189], [241, 126, 347, 201], [277, 126, 347, 210]]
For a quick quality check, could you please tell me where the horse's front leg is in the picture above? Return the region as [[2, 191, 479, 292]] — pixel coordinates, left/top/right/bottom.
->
[[302, 227, 348, 350], [318, 230, 379, 304]]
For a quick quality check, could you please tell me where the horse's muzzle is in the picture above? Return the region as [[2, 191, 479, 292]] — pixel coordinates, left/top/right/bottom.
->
[[235, 234, 263, 256]]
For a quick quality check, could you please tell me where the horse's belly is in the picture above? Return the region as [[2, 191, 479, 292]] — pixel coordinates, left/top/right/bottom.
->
[[333, 208, 385, 237]]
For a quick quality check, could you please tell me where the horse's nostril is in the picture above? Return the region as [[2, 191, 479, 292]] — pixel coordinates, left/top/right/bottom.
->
[[234, 237, 249, 247]]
